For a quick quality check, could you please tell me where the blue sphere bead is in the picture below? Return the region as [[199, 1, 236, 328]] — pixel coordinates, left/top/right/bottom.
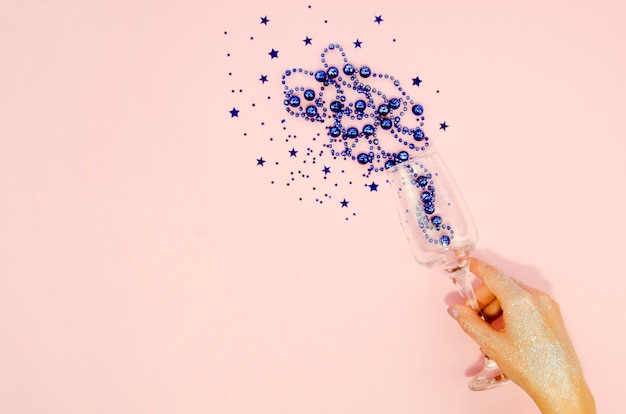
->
[[413, 128, 425, 141], [330, 101, 343, 112], [416, 176, 428, 188], [306, 105, 318, 117], [327, 66, 339, 78], [315, 70, 327, 82], [412, 104, 424, 116], [377, 104, 390, 116], [354, 99, 366, 112], [363, 124, 375, 136], [420, 191, 433, 203], [380, 118, 392, 130], [397, 151, 409, 162], [346, 127, 359, 138], [431, 216, 442, 226], [359, 66, 371, 78], [440, 235, 451, 247], [423, 203, 435, 214], [385, 160, 396, 169], [343, 63, 356, 75], [289, 95, 301, 107], [329, 126, 341, 137], [357, 153, 369, 164], [389, 98, 401, 109], [304, 89, 315, 100]]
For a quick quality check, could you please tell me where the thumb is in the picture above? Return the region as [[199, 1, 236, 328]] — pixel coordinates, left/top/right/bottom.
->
[[448, 304, 501, 354]]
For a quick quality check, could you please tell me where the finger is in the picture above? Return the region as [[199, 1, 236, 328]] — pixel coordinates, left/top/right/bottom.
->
[[481, 298, 502, 322], [448, 304, 502, 354], [474, 282, 496, 309], [469, 257, 524, 305]]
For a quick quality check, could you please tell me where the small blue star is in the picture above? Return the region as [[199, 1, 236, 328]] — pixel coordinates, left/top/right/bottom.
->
[[268, 49, 279, 59], [412, 76, 422, 86], [353, 39, 363, 48], [289, 148, 298, 157], [229, 107, 239, 117], [259, 74, 268, 83], [256, 157, 266, 166], [368, 182, 379, 191], [303, 36, 312, 45], [322, 166, 331, 175], [340, 199, 349, 208], [439, 122, 449, 131], [374, 15, 383, 24], [260, 16, 269, 25]]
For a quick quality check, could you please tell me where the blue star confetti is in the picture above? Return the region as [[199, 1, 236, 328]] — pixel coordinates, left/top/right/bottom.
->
[[223, 9, 449, 222]]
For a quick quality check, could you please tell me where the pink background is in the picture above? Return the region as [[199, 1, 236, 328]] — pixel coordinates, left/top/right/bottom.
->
[[1, 1, 625, 412]]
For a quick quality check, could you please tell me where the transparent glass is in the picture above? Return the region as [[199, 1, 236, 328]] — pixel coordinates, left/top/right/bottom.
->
[[387, 150, 511, 391]]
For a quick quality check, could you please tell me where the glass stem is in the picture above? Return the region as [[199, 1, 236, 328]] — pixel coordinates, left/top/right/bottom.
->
[[447, 264, 482, 316]]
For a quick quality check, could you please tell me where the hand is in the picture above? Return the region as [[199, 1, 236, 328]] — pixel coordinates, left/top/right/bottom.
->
[[448, 258, 596, 414]]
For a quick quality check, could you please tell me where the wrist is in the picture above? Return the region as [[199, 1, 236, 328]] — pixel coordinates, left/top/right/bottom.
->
[[534, 382, 595, 414]]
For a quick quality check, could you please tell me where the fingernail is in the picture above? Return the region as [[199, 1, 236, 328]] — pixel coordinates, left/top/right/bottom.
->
[[447, 306, 458, 320]]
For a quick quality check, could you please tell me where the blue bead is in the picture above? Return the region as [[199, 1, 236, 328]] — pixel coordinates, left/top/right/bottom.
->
[[354, 100, 366, 112], [423, 203, 435, 214], [343, 63, 356, 75], [380, 118, 392, 130], [362, 124, 374, 136], [359, 66, 371, 78], [289, 95, 301, 107], [384, 160, 396, 169], [389, 98, 401, 109], [304, 89, 315, 100], [346, 127, 359, 138], [329, 126, 341, 137], [315, 70, 327, 82], [431, 216, 442, 226], [306, 105, 318, 117], [327, 66, 339, 78], [413, 128, 425, 141], [412, 104, 424, 116], [397, 151, 409, 161], [440, 235, 451, 247], [357, 153, 369, 164], [416, 176, 428, 188], [377, 104, 389, 116], [420, 191, 433, 203], [330, 101, 343, 112]]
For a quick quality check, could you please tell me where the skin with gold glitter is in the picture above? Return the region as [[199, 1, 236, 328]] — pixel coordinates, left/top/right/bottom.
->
[[448, 258, 596, 414]]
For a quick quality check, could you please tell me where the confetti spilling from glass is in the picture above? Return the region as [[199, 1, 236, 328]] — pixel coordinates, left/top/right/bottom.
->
[[223, 9, 450, 221]]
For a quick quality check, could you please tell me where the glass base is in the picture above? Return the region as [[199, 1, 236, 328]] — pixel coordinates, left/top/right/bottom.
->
[[468, 356, 512, 391]]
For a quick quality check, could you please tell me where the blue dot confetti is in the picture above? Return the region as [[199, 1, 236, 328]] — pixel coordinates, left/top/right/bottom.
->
[[223, 10, 449, 222]]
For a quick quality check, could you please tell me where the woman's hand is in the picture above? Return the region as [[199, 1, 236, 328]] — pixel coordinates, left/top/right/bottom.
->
[[448, 258, 596, 414]]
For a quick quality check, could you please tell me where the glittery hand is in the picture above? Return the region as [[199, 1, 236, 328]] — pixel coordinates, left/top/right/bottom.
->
[[448, 258, 596, 414]]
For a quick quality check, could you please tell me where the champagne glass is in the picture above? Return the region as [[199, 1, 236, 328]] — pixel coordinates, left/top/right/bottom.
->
[[387, 150, 511, 391]]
